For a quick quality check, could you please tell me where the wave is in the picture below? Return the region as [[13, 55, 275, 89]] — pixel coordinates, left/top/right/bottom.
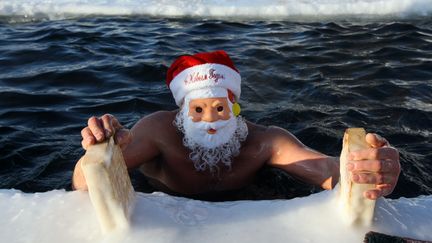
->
[[1, 0, 431, 22]]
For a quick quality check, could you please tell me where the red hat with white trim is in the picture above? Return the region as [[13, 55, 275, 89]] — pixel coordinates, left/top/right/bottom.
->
[[166, 50, 241, 106]]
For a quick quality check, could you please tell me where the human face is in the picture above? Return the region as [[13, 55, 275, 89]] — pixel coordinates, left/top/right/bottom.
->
[[174, 97, 248, 172], [187, 97, 232, 134]]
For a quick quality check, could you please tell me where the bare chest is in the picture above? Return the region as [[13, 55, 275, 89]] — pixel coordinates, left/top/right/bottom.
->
[[144, 142, 270, 195]]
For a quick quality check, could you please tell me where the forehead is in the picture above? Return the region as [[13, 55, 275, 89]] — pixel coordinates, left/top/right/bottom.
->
[[188, 97, 228, 105]]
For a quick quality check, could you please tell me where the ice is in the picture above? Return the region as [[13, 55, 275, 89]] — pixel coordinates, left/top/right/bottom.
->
[[0, 0, 431, 21], [1, 188, 431, 243]]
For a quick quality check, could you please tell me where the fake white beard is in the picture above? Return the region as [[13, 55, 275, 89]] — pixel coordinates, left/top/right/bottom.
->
[[174, 108, 248, 173]]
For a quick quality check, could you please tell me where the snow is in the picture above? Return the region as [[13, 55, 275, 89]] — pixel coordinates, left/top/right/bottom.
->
[[1, 188, 431, 243], [0, 0, 431, 21]]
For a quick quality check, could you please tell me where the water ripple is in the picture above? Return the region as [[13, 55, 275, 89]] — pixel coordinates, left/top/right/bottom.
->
[[0, 17, 431, 198]]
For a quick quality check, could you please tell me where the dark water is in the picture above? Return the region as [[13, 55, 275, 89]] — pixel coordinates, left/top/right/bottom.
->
[[0, 17, 431, 199]]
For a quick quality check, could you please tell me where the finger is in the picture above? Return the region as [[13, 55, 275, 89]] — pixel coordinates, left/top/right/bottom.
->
[[351, 172, 389, 185], [88, 116, 105, 142], [82, 139, 94, 150], [366, 133, 389, 148], [377, 183, 394, 196], [111, 116, 123, 131], [101, 114, 114, 137], [363, 189, 383, 200], [349, 147, 398, 161], [347, 159, 394, 173], [81, 127, 96, 150], [364, 184, 393, 199]]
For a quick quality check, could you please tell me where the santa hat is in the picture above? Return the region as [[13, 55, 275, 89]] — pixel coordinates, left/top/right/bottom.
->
[[166, 50, 241, 106]]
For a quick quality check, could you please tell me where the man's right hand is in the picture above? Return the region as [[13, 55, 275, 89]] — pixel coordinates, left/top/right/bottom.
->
[[81, 114, 132, 151]]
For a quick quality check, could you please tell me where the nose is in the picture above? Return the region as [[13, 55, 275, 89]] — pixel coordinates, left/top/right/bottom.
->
[[201, 108, 218, 122]]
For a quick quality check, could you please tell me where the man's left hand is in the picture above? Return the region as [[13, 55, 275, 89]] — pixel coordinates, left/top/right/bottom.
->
[[347, 133, 401, 200]]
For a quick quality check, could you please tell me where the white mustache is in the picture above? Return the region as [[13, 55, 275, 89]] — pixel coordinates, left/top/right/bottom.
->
[[187, 117, 231, 131]]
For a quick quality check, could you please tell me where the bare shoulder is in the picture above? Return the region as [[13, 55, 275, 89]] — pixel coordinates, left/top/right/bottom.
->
[[133, 110, 177, 131], [246, 121, 303, 147], [123, 110, 179, 168], [130, 110, 180, 145]]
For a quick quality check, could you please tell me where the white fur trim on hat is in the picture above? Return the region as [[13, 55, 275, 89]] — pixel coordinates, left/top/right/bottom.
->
[[185, 87, 227, 101], [169, 63, 241, 106]]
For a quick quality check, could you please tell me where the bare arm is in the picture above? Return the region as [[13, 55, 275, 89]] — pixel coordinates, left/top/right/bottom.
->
[[121, 112, 165, 169], [265, 126, 400, 199], [72, 113, 163, 190], [265, 126, 340, 190], [72, 114, 127, 190]]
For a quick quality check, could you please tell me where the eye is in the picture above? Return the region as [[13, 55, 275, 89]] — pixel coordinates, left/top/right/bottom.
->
[[195, 107, 203, 113], [217, 106, 224, 112]]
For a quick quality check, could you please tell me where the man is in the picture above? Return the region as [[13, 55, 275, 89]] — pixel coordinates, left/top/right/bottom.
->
[[72, 50, 400, 201]]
